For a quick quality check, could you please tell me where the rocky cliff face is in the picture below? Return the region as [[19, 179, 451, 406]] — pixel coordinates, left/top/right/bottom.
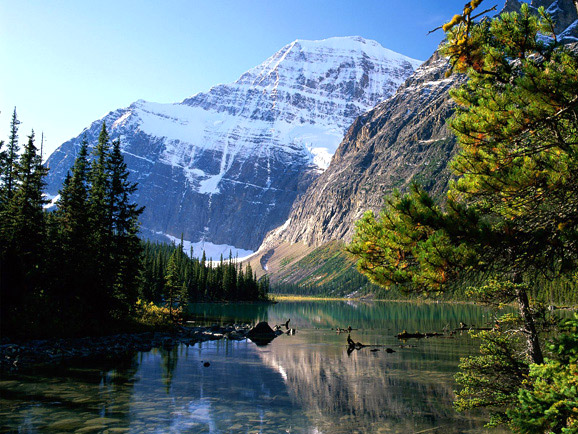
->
[[262, 50, 460, 248], [261, 0, 578, 253], [504, 0, 577, 40], [44, 37, 421, 255]]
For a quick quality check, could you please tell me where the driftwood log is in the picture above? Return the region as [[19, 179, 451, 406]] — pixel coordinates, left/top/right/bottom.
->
[[346, 335, 396, 355]]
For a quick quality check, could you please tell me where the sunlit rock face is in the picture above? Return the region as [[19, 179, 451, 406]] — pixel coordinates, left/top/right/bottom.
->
[[261, 49, 460, 249], [262, 0, 578, 250], [44, 36, 421, 253]]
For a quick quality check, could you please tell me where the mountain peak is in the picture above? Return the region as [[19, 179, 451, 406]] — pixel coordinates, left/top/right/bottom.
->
[[285, 36, 422, 65], [45, 37, 422, 254]]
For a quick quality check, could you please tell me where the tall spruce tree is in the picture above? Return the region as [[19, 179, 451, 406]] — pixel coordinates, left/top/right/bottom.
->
[[164, 249, 180, 319], [0, 137, 7, 249], [55, 122, 145, 324], [1, 131, 48, 329], [0, 136, 6, 254], [348, 2, 578, 427], [6, 130, 48, 265], [86, 123, 115, 318], [107, 138, 143, 315], [53, 139, 93, 313], [3, 108, 21, 201], [0, 109, 20, 246], [0, 138, 6, 205]]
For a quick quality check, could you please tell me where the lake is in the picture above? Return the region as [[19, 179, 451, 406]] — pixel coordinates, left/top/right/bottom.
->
[[0, 300, 509, 433]]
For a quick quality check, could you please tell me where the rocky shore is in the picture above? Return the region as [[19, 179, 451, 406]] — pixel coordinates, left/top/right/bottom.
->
[[0, 323, 254, 372]]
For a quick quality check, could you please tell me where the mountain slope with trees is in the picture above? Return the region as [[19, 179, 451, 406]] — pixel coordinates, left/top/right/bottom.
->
[[252, 0, 578, 301], [0, 118, 269, 338]]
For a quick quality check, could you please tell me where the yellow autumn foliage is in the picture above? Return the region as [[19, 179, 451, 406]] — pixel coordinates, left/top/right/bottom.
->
[[135, 299, 181, 327]]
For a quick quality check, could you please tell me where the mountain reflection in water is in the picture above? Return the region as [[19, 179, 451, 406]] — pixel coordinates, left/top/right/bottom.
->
[[0, 301, 510, 433]]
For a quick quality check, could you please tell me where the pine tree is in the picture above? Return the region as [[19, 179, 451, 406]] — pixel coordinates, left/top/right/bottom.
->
[[88, 122, 114, 312], [0, 137, 6, 255], [200, 251, 208, 298], [1, 131, 48, 329], [258, 274, 269, 299], [0, 138, 6, 208], [0, 109, 20, 247], [508, 315, 578, 433], [349, 3, 578, 427], [164, 249, 180, 319], [443, 3, 578, 365], [107, 138, 143, 315], [244, 263, 258, 300], [237, 266, 246, 300], [63, 122, 145, 322], [222, 252, 237, 300], [53, 139, 93, 313], [6, 130, 48, 267], [2, 108, 21, 201]]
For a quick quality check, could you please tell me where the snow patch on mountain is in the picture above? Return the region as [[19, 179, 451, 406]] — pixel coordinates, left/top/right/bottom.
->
[[162, 233, 254, 260], [43, 193, 60, 210], [560, 19, 578, 40], [45, 36, 422, 252], [93, 35, 423, 196]]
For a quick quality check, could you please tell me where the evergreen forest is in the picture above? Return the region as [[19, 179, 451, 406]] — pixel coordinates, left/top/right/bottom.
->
[[141, 240, 269, 306], [0, 117, 268, 338], [1, 1, 577, 431]]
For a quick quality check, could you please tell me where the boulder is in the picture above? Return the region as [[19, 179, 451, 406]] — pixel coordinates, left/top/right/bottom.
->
[[246, 322, 278, 346]]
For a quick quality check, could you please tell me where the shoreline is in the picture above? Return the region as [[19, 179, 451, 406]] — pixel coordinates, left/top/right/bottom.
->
[[272, 294, 481, 304], [0, 323, 253, 373], [3, 299, 575, 372], [272, 294, 578, 309]]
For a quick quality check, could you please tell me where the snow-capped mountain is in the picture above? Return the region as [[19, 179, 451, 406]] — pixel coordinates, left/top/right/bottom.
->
[[260, 50, 460, 251], [252, 0, 578, 280], [45, 36, 421, 255]]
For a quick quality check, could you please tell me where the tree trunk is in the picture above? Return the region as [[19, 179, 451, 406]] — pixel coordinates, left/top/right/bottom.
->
[[515, 284, 544, 365], [169, 286, 174, 320]]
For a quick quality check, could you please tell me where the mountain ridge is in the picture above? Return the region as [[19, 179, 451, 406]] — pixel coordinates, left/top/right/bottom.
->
[[45, 36, 422, 255], [252, 0, 578, 287]]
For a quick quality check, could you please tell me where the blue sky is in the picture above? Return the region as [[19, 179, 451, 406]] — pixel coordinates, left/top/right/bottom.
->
[[0, 0, 505, 158]]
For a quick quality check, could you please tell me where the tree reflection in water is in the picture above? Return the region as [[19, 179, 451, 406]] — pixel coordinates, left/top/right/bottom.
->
[[0, 301, 511, 433]]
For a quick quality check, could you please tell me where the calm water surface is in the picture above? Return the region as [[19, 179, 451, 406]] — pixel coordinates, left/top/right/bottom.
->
[[0, 300, 509, 433]]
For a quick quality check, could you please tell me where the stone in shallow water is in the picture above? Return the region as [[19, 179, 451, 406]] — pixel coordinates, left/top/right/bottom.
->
[[235, 412, 259, 417], [48, 418, 84, 430], [84, 417, 120, 426], [75, 426, 107, 434], [106, 404, 130, 413], [72, 397, 93, 404], [246, 322, 278, 346], [179, 422, 203, 430], [139, 409, 165, 417]]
